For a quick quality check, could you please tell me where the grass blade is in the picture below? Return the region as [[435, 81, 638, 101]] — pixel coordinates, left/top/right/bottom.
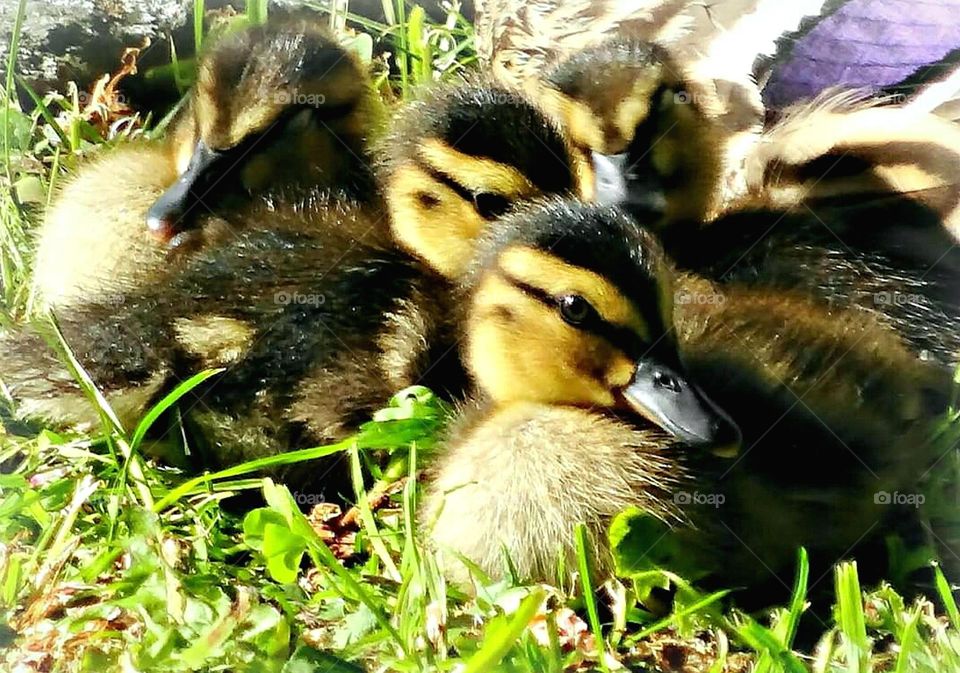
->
[[13, 74, 69, 147], [893, 606, 923, 673], [626, 589, 730, 645], [575, 523, 610, 673], [779, 547, 810, 650], [463, 588, 546, 673], [3, 0, 27, 184], [153, 438, 358, 510], [129, 368, 223, 451], [936, 563, 960, 629], [246, 0, 268, 25], [835, 562, 869, 672], [348, 446, 401, 582], [194, 0, 205, 54], [735, 617, 808, 673]]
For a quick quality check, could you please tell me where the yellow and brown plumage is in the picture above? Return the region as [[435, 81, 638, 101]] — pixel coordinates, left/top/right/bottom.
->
[[422, 198, 950, 597], [5, 19, 958, 598], [3, 190, 465, 492], [475, 0, 768, 205], [473, 42, 960, 369], [31, 18, 380, 312], [380, 64, 960, 369]]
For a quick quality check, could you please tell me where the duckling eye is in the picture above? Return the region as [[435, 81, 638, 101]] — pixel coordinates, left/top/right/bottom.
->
[[474, 192, 511, 219], [558, 294, 593, 326]]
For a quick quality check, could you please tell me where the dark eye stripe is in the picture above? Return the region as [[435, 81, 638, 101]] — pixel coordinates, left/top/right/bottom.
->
[[216, 100, 359, 159], [414, 157, 494, 216], [498, 270, 653, 360]]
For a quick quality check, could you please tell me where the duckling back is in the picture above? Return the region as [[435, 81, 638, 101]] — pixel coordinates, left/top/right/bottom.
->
[[6, 192, 465, 491], [667, 196, 960, 370]]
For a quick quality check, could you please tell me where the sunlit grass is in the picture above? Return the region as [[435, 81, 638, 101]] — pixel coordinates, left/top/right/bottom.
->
[[2, 1, 960, 671]]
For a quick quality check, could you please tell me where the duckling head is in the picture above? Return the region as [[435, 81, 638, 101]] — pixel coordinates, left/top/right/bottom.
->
[[381, 82, 581, 278], [148, 20, 376, 243], [462, 198, 740, 455], [537, 39, 725, 224]]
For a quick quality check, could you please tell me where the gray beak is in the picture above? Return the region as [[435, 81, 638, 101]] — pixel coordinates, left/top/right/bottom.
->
[[591, 151, 667, 215], [146, 140, 224, 242], [622, 358, 741, 457]]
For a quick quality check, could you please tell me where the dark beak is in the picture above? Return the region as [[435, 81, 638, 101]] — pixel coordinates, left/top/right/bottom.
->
[[592, 151, 667, 215], [622, 358, 741, 457], [146, 140, 224, 242]]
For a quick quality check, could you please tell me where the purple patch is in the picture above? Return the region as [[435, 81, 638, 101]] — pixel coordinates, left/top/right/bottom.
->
[[762, 0, 960, 108]]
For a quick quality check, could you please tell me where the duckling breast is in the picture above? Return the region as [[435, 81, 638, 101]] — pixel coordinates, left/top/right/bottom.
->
[[422, 402, 687, 588]]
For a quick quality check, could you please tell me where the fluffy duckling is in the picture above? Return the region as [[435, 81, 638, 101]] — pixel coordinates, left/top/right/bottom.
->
[[739, 96, 960, 240], [535, 39, 960, 231], [423, 199, 951, 594], [534, 39, 738, 223], [3, 191, 464, 490], [665, 191, 960, 370], [32, 19, 379, 311]]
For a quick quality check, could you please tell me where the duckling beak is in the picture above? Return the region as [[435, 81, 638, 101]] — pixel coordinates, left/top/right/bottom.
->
[[622, 359, 741, 457], [591, 151, 667, 215], [147, 140, 225, 242]]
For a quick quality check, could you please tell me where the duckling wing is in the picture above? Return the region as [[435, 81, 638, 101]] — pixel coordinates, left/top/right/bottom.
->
[[668, 194, 960, 370], [3, 221, 462, 477]]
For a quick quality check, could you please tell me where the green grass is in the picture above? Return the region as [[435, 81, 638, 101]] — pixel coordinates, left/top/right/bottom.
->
[[2, 1, 960, 671]]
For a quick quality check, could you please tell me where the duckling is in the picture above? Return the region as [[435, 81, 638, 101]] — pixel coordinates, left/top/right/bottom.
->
[[32, 18, 379, 311], [3, 190, 465, 491], [663, 191, 960, 370], [739, 97, 960, 240], [533, 38, 741, 223], [3, 74, 582, 477], [422, 198, 951, 595], [535, 40, 960, 228]]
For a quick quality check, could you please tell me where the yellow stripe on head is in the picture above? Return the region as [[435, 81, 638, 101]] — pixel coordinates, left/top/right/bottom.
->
[[386, 161, 488, 278], [419, 139, 539, 199], [613, 77, 659, 146], [538, 89, 606, 151]]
